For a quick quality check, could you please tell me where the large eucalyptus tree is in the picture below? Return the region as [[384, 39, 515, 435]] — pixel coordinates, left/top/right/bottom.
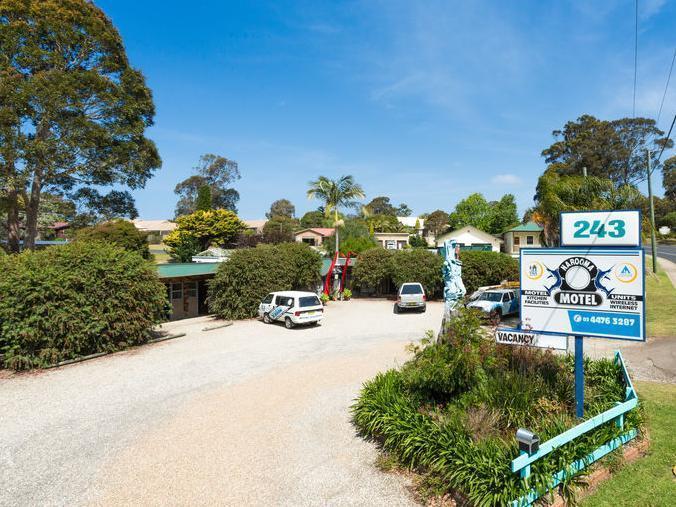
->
[[0, 0, 160, 251]]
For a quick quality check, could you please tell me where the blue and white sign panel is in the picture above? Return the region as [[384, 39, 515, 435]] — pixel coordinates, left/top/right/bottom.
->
[[560, 210, 640, 247], [496, 328, 567, 350], [520, 248, 645, 341]]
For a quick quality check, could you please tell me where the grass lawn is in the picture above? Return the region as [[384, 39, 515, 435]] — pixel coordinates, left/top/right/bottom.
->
[[149, 243, 172, 264], [645, 262, 676, 338], [583, 381, 676, 506]]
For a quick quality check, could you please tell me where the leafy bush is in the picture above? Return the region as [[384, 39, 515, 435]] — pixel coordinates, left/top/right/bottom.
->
[[164, 209, 246, 251], [460, 250, 519, 294], [390, 248, 443, 296], [208, 243, 322, 319], [352, 248, 394, 293], [0, 242, 166, 370], [352, 308, 642, 506], [75, 219, 151, 259], [408, 234, 428, 248]]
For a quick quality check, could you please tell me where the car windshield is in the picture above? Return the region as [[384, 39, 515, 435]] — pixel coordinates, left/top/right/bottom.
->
[[479, 292, 503, 302], [401, 285, 423, 295], [299, 296, 321, 307]]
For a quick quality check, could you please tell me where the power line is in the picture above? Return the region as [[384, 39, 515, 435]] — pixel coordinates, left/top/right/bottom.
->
[[632, 0, 638, 117], [656, 48, 676, 126], [655, 112, 676, 166]]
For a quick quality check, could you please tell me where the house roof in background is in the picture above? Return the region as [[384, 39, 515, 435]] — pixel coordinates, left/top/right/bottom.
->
[[243, 219, 267, 230], [506, 221, 544, 233], [50, 221, 69, 229], [156, 262, 219, 279], [132, 219, 176, 232], [396, 216, 424, 228], [438, 225, 503, 243], [295, 228, 335, 237]]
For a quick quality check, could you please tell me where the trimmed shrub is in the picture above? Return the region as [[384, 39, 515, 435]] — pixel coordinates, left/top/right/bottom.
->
[[459, 250, 519, 294], [352, 248, 394, 293], [390, 248, 443, 297], [208, 243, 322, 319], [0, 242, 166, 370], [75, 219, 151, 259]]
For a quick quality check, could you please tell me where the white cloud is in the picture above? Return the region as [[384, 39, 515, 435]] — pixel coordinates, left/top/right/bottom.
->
[[491, 174, 522, 185]]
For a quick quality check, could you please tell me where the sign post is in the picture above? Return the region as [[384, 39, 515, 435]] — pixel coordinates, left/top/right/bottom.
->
[[521, 210, 644, 419]]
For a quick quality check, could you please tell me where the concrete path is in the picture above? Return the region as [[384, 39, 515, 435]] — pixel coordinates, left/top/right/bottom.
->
[[0, 300, 442, 507], [656, 255, 676, 288]]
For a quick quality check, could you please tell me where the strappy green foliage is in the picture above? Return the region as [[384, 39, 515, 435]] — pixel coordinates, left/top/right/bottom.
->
[[352, 309, 642, 506]]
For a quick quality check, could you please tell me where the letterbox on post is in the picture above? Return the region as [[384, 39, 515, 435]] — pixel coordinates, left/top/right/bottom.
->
[[516, 428, 539, 455]]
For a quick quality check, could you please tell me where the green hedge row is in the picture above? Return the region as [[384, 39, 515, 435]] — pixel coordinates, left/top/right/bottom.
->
[[459, 250, 519, 294], [208, 242, 322, 320], [352, 248, 518, 297], [0, 242, 167, 370]]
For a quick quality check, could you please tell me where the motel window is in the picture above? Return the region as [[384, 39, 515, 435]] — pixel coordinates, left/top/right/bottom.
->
[[171, 283, 182, 300], [526, 235, 534, 245], [514, 236, 520, 245], [302, 238, 316, 246], [184, 281, 197, 297]]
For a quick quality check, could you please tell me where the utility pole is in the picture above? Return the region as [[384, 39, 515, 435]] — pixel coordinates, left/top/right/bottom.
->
[[646, 150, 658, 274]]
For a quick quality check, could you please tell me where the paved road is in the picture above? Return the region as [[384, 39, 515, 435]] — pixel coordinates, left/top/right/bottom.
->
[[0, 300, 443, 507]]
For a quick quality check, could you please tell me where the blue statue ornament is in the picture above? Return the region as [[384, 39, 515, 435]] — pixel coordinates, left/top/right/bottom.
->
[[440, 239, 466, 318]]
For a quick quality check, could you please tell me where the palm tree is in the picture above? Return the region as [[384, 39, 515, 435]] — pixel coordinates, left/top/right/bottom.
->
[[307, 175, 365, 253]]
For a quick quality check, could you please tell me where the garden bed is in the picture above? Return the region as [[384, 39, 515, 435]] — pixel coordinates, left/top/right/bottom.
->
[[352, 310, 643, 506]]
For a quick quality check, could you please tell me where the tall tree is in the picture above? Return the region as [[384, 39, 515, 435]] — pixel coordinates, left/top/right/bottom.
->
[[531, 170, 644, 245], [663, 156, 676, 201], [396, 203, 413, 217], [299, 210, 327, 229], [306, 175, 365, 223], [364, 196, 396, 216], [487, 194, 520, 234], [307, 175, 365, 254], [542, 115, 672, 186], [448, 193, 493, 232], [174, 154, 240, 217], [195, 185, 212, 211], [425, 209, 450, 237], [0, 0, 160, 252], [266, 198, 295, 219]]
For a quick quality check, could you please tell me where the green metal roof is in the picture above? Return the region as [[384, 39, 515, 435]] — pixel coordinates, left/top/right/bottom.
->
[[506, 221, 543, 233], [156, 262, 219, 279]]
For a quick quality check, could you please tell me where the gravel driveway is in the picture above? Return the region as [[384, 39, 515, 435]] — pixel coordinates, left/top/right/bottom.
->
[[0, 300, 444, 506]]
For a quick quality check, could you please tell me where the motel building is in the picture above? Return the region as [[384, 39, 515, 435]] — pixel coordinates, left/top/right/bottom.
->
[[157, 263, 218, 320]]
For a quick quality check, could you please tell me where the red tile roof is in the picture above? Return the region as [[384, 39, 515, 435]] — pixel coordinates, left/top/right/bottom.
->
[[295, 227, 336, 237]]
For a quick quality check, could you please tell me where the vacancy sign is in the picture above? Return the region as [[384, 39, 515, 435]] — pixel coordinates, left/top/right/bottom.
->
[[496, 328, 567, 350], [560, 210, 641, 247], [520, 248, 645, 341]]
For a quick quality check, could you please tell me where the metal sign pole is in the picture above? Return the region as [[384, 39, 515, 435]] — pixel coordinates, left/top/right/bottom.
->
[[574, 335, 584, 418]]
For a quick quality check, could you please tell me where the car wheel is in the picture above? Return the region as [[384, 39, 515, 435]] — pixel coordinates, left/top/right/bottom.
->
[[420, 305, 426, 313], [489, 309, 502, 325], [285, 317, 294, 329], [393, 304, 399, 314], [263, 312, 272, 324], [311, 321, 320, 326]]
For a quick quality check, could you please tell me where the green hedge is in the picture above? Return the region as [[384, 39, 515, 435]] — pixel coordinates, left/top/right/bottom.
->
[[208, 242, 322, 320], [352, 248, 444, 297], [390, 249, 443, 297], [459, 250, 519, 294], [75, 219, 151, 259], [0, 241, 166, 370]]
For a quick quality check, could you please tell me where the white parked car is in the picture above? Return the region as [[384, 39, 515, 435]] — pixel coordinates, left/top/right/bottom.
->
[[466, 288, 519, 322], [394, 282, 427, 313], [258, 291, 324, 329]]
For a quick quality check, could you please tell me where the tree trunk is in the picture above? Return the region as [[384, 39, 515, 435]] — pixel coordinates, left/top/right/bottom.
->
[[23, 169, 43, 250], [6, 186, 21, 253]]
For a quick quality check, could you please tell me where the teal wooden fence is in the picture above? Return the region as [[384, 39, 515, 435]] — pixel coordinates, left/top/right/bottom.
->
[[510, 350, 639, 506]]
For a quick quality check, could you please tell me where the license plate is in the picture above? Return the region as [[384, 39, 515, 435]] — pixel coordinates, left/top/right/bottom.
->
[[306, 311, 319, 316]]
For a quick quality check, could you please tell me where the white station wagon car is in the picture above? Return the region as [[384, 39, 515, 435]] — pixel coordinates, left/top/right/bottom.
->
[[258, 291, 324, 329], [394, 282, 427, 313]]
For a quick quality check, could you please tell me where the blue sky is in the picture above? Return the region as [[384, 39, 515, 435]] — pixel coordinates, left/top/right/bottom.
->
[[96, 0, 676, 220]]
